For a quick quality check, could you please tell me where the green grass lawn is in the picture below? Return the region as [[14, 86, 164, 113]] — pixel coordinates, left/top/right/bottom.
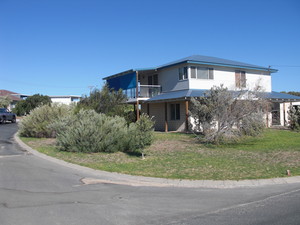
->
[[21, 129, 300, 180]]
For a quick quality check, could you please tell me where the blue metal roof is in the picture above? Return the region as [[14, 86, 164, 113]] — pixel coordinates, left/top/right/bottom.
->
[[146, 90, 300, 102], [157, 55, 277, 73], [261, 91, 300, 100], [103, 55, 277, 80], [145, 89, 206, 102]]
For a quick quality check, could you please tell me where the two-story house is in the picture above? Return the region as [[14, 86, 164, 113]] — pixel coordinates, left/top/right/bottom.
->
[[103, 55, 300, 131]]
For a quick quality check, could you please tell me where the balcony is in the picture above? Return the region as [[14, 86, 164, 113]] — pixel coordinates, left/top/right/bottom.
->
[[123, 85, 162, 100]]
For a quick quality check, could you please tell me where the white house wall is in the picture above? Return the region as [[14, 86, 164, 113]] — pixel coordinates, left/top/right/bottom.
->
[[140, 65, 271, 93], [51, 97, 73, 105], [246, 71, 271, 92], [188, 66, 271, 92]]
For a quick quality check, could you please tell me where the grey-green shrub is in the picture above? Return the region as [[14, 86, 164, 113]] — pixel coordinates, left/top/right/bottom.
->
[[56, 110, 128, 153], [127, 114, 154, 153], [241, 112, 265, 136], [19, 104, 73, 138], [288, 106, 300, 131]]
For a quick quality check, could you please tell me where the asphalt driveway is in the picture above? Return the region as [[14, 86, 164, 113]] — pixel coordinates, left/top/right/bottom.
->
[[1, 123, 300, 225]]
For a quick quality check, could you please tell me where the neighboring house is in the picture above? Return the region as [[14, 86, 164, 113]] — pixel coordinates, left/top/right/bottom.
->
[[50, 95, 81, 105], [0, 90, 29, 110], [103, 55, 300, 131], [0, 90, 80, 109]]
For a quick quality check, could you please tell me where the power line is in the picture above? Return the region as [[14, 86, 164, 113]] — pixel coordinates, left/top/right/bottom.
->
[[270, 65, 300, 68]]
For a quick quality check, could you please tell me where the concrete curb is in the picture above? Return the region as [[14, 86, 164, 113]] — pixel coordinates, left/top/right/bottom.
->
[[14, 133, 300, 189]]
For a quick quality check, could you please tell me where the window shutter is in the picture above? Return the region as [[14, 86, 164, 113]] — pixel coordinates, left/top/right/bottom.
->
[[241, 71, 246, 87], [235, 71, 241, 88], [191, 67, 196, 78]]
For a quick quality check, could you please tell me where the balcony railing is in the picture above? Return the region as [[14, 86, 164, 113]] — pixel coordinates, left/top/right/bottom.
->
[[122, 85, 162, 99]]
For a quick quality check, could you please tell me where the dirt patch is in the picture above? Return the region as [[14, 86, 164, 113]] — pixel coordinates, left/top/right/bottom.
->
[[27, 138, 56, 148]]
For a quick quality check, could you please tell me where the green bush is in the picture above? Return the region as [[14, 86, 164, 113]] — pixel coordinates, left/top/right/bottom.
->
[[19, 104, 73, 138], [241, 112, 265, 136], [56, 110, 129, 153], [127, 114, 155, 153]]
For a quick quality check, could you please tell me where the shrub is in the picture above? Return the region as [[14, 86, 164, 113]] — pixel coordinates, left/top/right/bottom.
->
[[189, 85, 269, 144], [127, 114, 154, 153], [288, 106, 300, 131], [56, 110, 128, 153], [19, 104, 73, 138], [241, 112, 265, 136]]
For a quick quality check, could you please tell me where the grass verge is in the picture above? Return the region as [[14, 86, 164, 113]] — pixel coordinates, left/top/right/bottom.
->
[[21, 129, 300, 180]]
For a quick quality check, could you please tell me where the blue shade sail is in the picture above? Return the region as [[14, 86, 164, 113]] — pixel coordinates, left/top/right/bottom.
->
[[107, 72, 137, 91]]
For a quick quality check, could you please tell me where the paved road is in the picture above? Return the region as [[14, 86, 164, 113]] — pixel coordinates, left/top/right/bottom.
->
[[1, 123, 300, 225]]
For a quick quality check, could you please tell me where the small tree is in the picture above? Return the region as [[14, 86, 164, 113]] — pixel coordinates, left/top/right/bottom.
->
[[13, 94, 51, 116], [76, 85, 135, 121], [189, 85, 268, 144], [0, 95, 11, 108]]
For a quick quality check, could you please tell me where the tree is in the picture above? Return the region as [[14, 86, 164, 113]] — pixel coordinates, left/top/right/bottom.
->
[[280, 91, 300, 97], [13, 94, 51, 116], [0, 95, 11, 108], [189, 85, 269, 144], [76, 84, 135, 122]]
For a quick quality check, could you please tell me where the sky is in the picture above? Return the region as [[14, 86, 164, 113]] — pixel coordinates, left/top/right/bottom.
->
[[1, 0, 300, 96]]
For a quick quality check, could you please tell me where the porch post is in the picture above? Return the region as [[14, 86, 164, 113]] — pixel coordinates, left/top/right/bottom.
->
[[136, 71, 140, 120], [147, 103, 150, 115], [185, 100, 189, 132], [164, 102, 168, 132], [283, 102, 286, 126], [266, 104, 269, 128]]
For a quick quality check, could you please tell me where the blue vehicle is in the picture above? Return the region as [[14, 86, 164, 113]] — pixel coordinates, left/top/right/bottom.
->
[[0, 108, 16, 124]]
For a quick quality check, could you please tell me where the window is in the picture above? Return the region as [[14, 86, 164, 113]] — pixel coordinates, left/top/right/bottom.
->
[[235, 70, 246, 88], [178, 67, 188, 80], [190, 67, 214, 80], [171, 104, 180, 120], [148, 74, 159, 85]]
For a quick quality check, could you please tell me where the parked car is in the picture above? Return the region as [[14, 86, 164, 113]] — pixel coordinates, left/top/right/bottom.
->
[[0, 108, 16, 124]]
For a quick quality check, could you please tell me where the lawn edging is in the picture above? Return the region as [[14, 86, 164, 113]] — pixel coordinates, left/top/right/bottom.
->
[[14, 132, 300, 189]]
